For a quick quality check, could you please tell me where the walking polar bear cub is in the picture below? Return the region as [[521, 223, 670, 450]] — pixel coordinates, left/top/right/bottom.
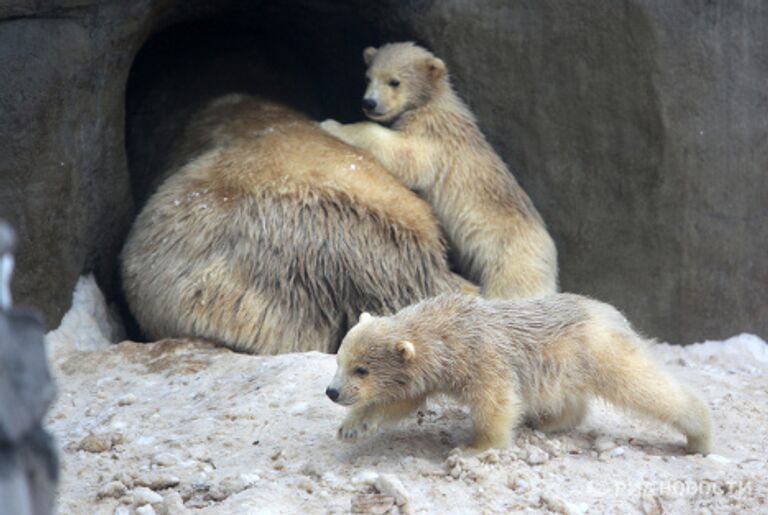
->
[[322, 42, 558, 299], [327, 294, 712, 455], [121, 95, 472, 354]]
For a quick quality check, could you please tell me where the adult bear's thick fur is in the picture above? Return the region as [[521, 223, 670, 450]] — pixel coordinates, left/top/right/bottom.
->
[[121, 94, 469, 354]]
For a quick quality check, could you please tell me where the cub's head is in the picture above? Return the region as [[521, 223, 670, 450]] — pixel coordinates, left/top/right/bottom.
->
[[326, 312, 418, 407], [360, 42, 447, 123]]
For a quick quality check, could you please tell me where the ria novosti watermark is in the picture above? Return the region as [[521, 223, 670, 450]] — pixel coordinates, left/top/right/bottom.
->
[[586, 478, 754, 499]]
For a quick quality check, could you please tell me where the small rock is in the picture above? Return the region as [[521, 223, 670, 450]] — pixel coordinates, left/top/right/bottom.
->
[[188, 446, 211, 462], [594, 437, 616, 453], [540, 439, 563, 457], [449, 464, 462, 479], [506, 474, 529, 491], [706, 454, 731, 464], [467, 468, 489, 482], [114, 507, 130, 515], [133, 486, 164, 505], [135, 473, 180, 490], [479, 449, 500, 464], [97, 481, 127, 499], [273, 461, 285, 471], [525, 446, 549, 465], [270, 449, 283, 460], [136, 506, 157, 515], [288, 402, 308, 415], [78, 433, 115, 453], [321, 471, 341, 486], [296, 477, 314, 493], [151, 452, 179, 467], [163, 491, 190, 515], [445, 454, 461, 468], [352, 470, 379, 485], [640, 495, 664, 515], [541, 493, 588, 515], [300, 461, 322, 478], [609, 447, 625, 457], [111, 472, 134, 488], [350, 494, 395, 514], [204, 487, 230, 502], [239, 473, 261, 486], [117, 394, 137, 406], [374, 474, 409, 507]]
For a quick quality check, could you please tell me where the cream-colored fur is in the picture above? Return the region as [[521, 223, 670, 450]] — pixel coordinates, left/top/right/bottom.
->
[[321, 42, 558, 299], [326, 294, 712, 455], [121, 94, 475, 354]]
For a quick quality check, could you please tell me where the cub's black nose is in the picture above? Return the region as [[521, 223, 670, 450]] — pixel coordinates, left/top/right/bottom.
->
[[326, 387, 339, 402], [362, 98, 377, 111]]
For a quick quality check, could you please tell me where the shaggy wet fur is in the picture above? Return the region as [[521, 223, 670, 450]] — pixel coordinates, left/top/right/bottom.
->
[[327, 294, 712, 455], [121, 95, 472, 354], [322, 42, 558, 299]]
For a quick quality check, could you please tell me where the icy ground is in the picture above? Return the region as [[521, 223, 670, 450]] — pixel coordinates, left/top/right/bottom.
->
[[46, 277, 767, 514]]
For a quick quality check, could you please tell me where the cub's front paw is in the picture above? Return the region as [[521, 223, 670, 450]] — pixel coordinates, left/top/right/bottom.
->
[[320, 119, 343, 137], [337, 416, 379, 442]]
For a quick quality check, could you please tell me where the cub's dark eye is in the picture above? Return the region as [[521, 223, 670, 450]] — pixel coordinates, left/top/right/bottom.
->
[[388, 79, 400, 88], [354, 366, 369, 377]]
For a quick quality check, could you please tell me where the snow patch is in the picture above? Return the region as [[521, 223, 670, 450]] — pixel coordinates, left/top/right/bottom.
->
[[687, 333, 768, 364], [46, 274, 122, 355]]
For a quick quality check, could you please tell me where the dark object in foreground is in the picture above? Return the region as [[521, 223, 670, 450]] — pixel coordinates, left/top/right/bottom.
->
[[0, 220, 58, 515]]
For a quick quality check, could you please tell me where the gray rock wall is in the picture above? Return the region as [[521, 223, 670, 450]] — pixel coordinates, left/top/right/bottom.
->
[[0, 1, 158, 327], [0, 0, 765, 342]]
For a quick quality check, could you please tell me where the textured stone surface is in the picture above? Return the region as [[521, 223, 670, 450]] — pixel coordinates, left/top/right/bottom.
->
[[0, 1, 152, 327], [1, 0, 765, 342]]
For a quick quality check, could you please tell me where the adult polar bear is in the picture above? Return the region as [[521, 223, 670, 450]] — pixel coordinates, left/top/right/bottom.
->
[[121, 94, 469, 354]]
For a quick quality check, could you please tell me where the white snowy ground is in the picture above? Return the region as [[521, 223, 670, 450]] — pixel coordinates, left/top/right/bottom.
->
[[46, 277, 767, 514]]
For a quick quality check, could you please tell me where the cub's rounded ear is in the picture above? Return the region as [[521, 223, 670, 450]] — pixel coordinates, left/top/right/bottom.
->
[[358, 312, 372, 324], [395, 340, 416, 361], [425, 57, 446, 81], [363, 47, 378, 66]]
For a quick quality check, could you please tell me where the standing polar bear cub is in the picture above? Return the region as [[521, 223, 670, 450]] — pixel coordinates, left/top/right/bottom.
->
[[322, 42, 558, 299], [326, 294, 712, 455]]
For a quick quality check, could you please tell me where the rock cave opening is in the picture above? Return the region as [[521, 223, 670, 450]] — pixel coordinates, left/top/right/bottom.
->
[[126, 10, 379, 205]]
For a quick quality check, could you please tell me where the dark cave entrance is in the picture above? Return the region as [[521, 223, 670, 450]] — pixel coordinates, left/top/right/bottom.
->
[[125, 6, 381, 206]]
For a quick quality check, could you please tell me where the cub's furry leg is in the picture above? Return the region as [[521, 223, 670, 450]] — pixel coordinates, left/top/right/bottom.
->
[[320, 120, 434, 190], [585, 309, 713, 454], [532, 395, 589, 434], [465, 388, 523, 453], [338, 397, 426, 441]]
